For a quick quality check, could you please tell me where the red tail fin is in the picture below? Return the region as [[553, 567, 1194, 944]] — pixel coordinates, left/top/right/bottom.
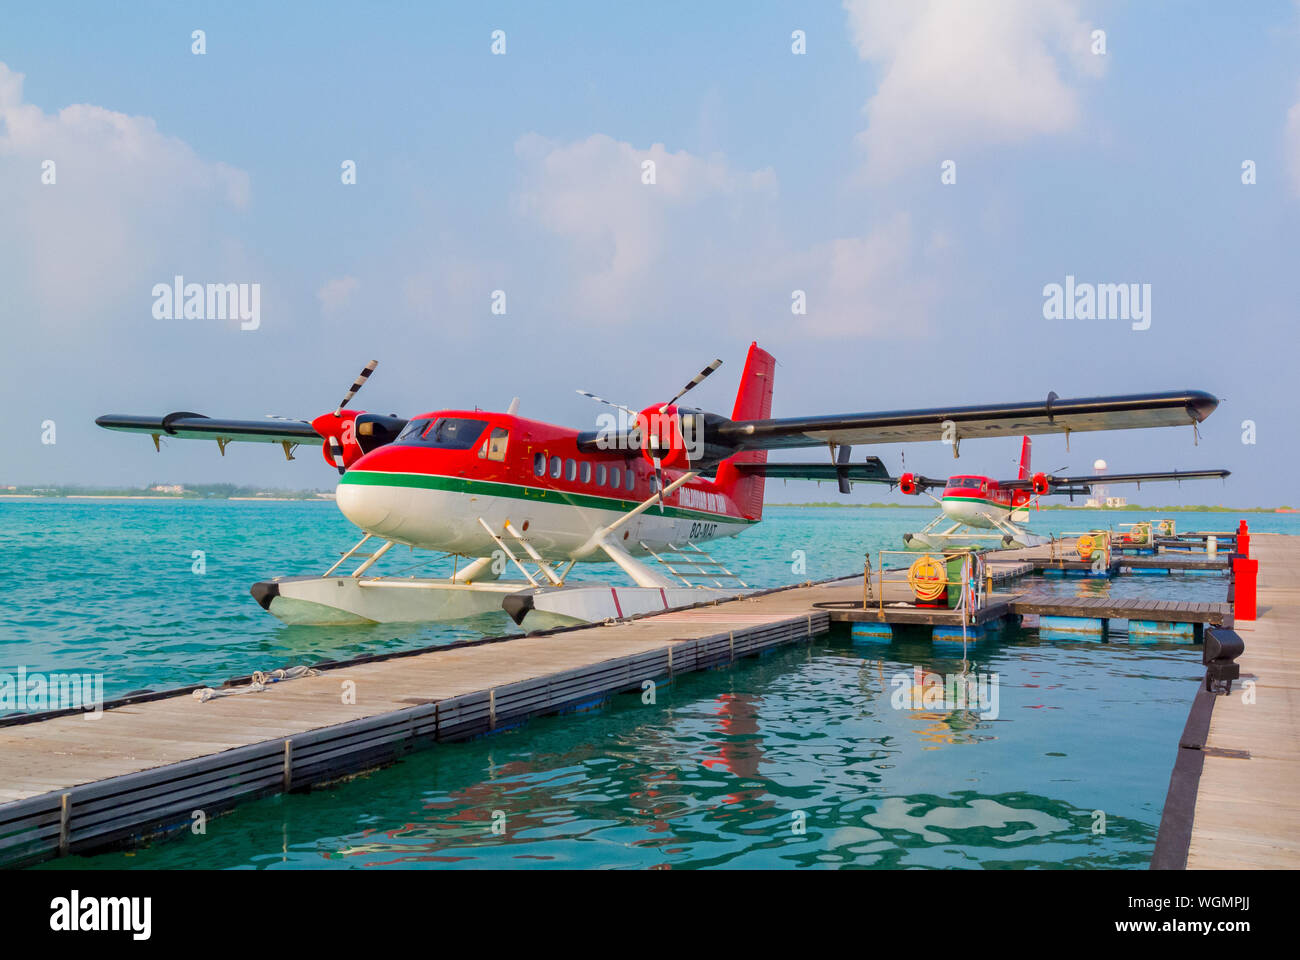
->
[[715, 342, 775, 520], [1017, 436, 1032, 481]]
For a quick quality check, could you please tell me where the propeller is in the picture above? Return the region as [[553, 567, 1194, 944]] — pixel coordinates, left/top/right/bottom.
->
[[648, 359, 721, 510], [578, 358, 723, 513], [335, 360, 378, 417], [314, 360, 381, 475]]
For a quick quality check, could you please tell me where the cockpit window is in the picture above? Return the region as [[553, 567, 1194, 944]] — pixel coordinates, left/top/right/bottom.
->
[[396, 417, 488, 450]]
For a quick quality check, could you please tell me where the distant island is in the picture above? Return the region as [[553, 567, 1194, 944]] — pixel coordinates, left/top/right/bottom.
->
[[0, 483, 335, 501], [768, 501, 1293, 513]]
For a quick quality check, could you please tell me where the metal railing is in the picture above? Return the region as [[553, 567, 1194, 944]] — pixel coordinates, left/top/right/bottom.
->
[[871, 549, 991, 624]]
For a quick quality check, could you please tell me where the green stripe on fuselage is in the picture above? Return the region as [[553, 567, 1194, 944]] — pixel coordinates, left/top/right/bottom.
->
[[942, 494, 1011, 509], [339, 470, 757, 524]]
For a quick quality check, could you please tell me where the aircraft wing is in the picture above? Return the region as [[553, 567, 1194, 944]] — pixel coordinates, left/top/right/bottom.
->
[[95, 413, 321, 445], [712, 390, 1219, 451], [1000, 468, 1231, 491]]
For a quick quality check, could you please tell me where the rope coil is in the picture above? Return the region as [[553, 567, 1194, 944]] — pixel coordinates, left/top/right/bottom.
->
[[907, 554, 948, 602], [193, 665, 320, 703]]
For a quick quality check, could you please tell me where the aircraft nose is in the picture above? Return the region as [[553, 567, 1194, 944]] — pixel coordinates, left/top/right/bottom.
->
[[336, 478, 396, 534]]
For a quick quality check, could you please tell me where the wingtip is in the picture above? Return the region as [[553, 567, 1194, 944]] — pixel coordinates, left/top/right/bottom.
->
[[1188, 391, 1219, 422]]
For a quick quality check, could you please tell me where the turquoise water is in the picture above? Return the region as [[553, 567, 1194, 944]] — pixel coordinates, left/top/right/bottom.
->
[[2, 500, 1286, 700], [4, 501, 1294, 869], [44, 627, 1212, 869]]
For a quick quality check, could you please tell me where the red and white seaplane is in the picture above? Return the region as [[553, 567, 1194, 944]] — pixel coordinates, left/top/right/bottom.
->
[[858, 437, 1230, 550], [96, 343, 1222, 629]]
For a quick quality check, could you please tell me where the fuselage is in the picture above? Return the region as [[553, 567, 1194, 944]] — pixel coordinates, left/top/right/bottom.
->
[[939, 475, 1031, 529], [335, 409, 755, 561]]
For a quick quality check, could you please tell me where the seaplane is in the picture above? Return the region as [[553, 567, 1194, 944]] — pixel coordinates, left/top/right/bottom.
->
[[850, 437, 1230, 550], [96, 342, 1223, 630]]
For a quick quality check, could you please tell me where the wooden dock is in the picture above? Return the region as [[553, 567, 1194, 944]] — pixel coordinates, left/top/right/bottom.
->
[[1160, 533, 1300, 869], [1010, 593, 1232, 628]]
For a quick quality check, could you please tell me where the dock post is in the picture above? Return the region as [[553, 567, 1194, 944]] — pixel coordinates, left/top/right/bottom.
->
[[58, 792, 70, 856], [282, 740, 293, 792]]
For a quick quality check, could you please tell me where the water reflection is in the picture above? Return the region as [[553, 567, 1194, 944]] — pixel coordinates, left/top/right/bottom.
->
[[49, 625, 1184, 871]]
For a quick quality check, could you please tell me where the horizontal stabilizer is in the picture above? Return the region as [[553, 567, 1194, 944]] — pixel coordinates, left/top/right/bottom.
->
[[733, 457, 891, 483], [1001, 468, 1231, 492]]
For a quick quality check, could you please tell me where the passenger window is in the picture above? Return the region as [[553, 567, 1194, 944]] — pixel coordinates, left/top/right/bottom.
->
[[481, 427, 509, 462], [550, 456, 562, 479], [580, 462, 591, 484], [626, 468, 635, 492], [596, 464, 607, 486], [610, 466, 621, 489], [565, 459, 577, 481], [534, 452, 546, 477], [649, 474, 659, 494]]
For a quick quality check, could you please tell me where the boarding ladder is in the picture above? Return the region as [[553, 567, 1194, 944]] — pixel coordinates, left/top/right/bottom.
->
[[638, 541, 747, 589], [477, 518, 566, 587]]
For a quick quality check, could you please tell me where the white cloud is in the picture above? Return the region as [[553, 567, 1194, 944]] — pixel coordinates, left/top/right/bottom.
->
[[843, 0, 1104, 182], [512, 132, 948, 340], [316, 275, 360, 316], [769, 213, 950, 339], [514, 133, 776, 312], [0, 61, 250, 323]]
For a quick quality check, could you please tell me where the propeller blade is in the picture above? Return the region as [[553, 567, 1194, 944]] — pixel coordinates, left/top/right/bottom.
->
[[328, 436, 346, 475], [661, 358, 722, 411], [334, 360, 378, 416], [576, 390, 638, 417]]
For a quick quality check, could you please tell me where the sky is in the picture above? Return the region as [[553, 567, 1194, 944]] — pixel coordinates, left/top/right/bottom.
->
[[1, 1, 1297, 505]]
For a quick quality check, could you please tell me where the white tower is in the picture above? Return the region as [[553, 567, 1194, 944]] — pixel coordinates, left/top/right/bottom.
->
[[1092, 459, 1108, 507]]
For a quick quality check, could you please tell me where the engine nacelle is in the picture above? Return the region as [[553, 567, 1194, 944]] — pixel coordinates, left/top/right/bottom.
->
[[638, 404, 690, 469], [1031, 472, 1050, 496], [898, 472, 918, 496], [311, 410, 366, 471]]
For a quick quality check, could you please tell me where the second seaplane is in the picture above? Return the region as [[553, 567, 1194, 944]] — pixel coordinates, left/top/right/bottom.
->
[[852, 437, 1230, 550], [97, 343, 1223, 630]]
